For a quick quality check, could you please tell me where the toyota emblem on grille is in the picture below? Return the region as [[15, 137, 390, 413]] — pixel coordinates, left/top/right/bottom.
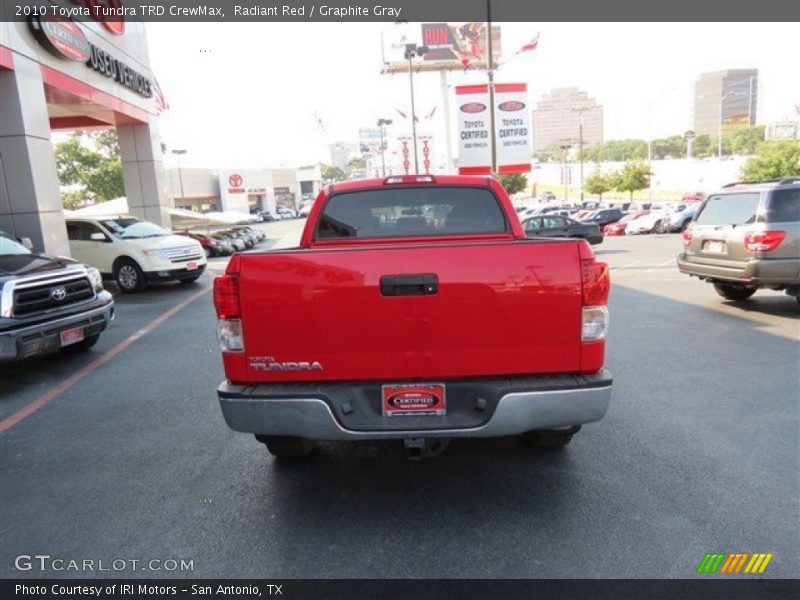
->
[[50, 286, 67, 301]]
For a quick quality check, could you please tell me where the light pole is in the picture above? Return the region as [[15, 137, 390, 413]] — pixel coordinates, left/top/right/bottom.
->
[[377, 118, 392, 177], [572, 107, 587, 202], [404, 44, 429, 175], [171, 149, 187, 204]]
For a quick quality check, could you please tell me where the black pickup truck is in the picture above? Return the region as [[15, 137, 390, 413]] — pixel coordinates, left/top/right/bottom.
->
[[0, 232, 114, 363]]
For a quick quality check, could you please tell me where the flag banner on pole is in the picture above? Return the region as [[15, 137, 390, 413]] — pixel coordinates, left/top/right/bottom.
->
[[153, 78, 169, 114], [455, 83, 531, 175], [517, 33, 540, 54]]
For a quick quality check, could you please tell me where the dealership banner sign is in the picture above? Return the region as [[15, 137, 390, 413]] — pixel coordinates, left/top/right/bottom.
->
[[455, 83, 531, 175]]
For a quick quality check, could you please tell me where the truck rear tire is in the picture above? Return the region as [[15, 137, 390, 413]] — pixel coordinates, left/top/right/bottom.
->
[[523, 426, 581, 449], [713, 283, 756, 301], [256, 435, 316, 458]]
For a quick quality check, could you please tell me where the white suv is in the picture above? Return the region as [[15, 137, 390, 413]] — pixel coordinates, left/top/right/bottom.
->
[[66, 217, 207, 293]]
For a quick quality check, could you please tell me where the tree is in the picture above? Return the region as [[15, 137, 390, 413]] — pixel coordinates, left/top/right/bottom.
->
[[741, 140, 800, 180], [583, 170, 613, 200], [614, 161, 651, 199], [726, 125, 766, 156], [320, 163, 346, 183], [498, 173, 528, 195], [54, 130, 124, 207], [693, 134, 713, 158]]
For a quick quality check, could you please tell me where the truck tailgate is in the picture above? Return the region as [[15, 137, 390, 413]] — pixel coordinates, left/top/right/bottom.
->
[[231, 239, 583, 383]]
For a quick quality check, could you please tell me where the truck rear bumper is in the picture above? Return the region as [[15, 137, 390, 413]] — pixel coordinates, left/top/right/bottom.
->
[[217, 371, 612, 440]]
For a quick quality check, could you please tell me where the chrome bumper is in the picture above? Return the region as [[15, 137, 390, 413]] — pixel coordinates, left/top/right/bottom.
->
[[218, 372, 612, 440]]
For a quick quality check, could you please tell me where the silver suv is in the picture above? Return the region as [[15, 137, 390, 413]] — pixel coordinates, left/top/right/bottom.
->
[[677, 178, 800, 305]]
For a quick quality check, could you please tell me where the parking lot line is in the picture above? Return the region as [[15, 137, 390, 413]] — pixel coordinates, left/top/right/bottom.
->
[[0, 286, 211, 435]]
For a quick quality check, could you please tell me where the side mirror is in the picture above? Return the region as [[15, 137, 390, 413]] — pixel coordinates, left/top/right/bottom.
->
[[19, 237, 34, 251], [90, 232, 108, 242]]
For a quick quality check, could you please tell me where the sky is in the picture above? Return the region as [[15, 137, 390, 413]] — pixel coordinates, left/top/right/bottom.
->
[[145, 22, 800, 171]]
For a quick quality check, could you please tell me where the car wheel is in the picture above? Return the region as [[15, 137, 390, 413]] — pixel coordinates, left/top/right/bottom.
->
[[114, 259, 146, 293], [713, 283, 756, 301], [522, 426, 581, 449], [256, 435, 316, 458], [60, 334, 100, 353], [179, 275, 201, 284]]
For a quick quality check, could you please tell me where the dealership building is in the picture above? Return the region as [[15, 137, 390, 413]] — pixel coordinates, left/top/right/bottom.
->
[[166, 166, 321, 215], [1, 15, 170, 255]]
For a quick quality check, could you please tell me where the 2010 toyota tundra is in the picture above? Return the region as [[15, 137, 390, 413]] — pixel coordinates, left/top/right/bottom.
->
[[213, 175, 612, 458]]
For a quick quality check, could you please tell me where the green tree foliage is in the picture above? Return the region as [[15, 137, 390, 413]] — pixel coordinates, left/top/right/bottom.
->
[[583, 170, 613, 200], [741, 141, 800, 180], [54, 131, 124, 208], [693, 134, 713, 158], [724, 126, 766, 156], [584, 139, 648, 162], [498, 173, 528, 195], [614, 161, 651, 199], [321, 163, 346, 182]]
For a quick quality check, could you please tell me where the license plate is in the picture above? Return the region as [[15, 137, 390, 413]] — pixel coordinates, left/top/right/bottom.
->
[[703, 240, 726, 254], [59, 327, 85, 347], [382, 383, 446, 417], [186, 261, 198, 270]]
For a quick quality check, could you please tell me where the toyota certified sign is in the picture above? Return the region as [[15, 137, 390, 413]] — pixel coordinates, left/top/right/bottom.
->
[[455, 83, 531, 175], [28, 16, 91, 62], [228, 174, 243, 188]]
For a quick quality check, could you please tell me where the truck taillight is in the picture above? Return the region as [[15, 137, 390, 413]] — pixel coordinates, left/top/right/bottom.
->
[[581, 259, 610, 306], [744, 230, 786, 253], [213, 274, 240, 319]]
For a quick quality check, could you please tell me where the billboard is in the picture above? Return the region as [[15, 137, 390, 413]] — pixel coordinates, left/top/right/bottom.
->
[[455, 83, 531, 175], [381, 22, 502, 74], [396, 133, 435, 175]]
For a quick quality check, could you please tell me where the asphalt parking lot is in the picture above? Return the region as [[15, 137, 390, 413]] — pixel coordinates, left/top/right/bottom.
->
[[1, 223, 798, 579]]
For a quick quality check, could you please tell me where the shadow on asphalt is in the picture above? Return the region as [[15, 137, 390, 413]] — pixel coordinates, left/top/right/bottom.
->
[[718, 296, 800, 320]]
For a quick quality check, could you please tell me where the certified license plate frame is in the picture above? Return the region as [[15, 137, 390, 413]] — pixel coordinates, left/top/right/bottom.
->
[[59, 326, 85, 347], [382, 383, 446, 417]]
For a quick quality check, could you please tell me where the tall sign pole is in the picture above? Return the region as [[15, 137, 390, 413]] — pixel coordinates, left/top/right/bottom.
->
[[486, 0, 497, 174]]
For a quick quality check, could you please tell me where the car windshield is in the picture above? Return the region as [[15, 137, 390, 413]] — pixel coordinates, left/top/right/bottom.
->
[[100, 218, 171, 239], [0, 236, 31, 256], [694, 193, 761, 226]]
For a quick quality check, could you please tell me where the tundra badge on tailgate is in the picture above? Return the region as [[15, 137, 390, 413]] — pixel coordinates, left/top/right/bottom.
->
[[249, 356, 324, 372]]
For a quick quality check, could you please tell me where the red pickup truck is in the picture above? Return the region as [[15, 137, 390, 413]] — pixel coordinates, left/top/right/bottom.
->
[[213, 175, 612, 458]]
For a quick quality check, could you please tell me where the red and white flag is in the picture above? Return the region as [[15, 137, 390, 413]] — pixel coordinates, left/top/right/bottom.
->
[[425, 106, 437, 120], [395, 108, 419, 123], [516, 33, 540, 55], [153, 78, 169, 114]]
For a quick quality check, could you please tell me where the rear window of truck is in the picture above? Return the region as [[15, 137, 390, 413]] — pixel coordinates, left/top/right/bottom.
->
[[694, 193, 761, 226], [315, 186, 508, 239], [765, 188, 800, 223]]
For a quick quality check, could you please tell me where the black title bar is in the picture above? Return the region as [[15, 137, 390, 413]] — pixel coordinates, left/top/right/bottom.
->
[[2, 0, 797, 22]]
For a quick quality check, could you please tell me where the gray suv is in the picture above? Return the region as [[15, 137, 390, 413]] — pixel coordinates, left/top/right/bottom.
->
[[677, 178, 800, 305]]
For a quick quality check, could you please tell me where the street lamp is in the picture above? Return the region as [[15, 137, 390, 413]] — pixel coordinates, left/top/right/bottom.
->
[[377, 118, 392, 177], [403, 43, 429, 175], [171, 149, 187, 205], [572, 107, 588, 202]]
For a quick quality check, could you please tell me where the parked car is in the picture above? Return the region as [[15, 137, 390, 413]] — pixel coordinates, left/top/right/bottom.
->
[[626, 208, 672, 235], [0, 232, 114, 362], [579, 208, 625, 228], [540, 191, 556, 202], [65, 217, 207, 293], [603, 211, 649, 236], [231, 225, 265, 243], [222, 230, 254, 248], [678, 178, 800, 304], [213, 175, 612, 458], [213, 233, 245, 252], [523, 215, 603, 245], [682, 192, 705, 203], [664, 205, 699, 233], [175, 231, 229, 257]]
